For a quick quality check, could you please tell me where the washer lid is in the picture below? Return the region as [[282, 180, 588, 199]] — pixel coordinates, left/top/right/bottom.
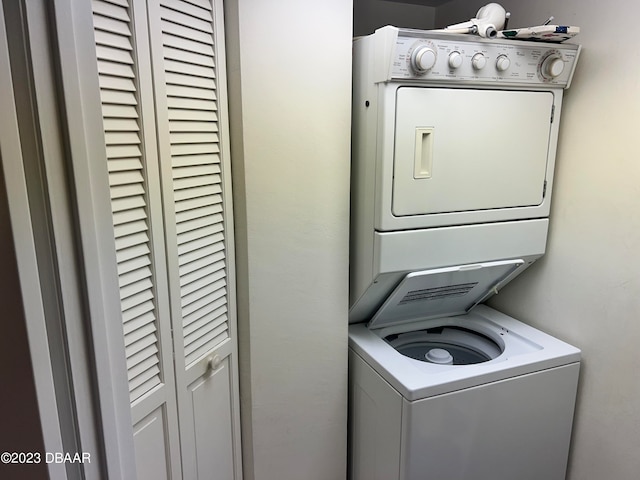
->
[[368, 259, 525, 330]]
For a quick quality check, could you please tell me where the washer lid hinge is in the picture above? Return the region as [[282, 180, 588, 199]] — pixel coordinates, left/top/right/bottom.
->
[[543, 180, 548, 198], [550, 105, 555, 123]]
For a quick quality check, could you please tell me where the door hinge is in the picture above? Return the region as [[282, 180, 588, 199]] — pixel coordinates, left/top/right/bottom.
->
[[550, 105, 555, 123], [543, 180, 548, 197]]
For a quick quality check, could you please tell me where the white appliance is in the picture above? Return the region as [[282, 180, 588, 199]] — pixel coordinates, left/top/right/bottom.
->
[[349, 26, 581, 480]]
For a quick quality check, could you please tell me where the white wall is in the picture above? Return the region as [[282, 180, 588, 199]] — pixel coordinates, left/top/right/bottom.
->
[[354, 0, 436, 36], [224, 1, 352, 479], [437, 2, 640, 479]]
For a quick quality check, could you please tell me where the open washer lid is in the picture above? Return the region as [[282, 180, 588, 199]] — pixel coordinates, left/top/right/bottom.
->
[[368, 259, 525, 330]]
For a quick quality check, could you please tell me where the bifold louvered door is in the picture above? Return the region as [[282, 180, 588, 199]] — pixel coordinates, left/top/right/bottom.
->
[[92, 0, 240, 478], [149, 0, 240, 478]]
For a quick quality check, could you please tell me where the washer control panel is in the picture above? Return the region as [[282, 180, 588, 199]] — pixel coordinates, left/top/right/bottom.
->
[[389, 32, 580, 87]]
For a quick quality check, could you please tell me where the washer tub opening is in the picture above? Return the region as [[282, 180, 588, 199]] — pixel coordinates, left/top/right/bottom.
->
[[385, 326, 503, 365]]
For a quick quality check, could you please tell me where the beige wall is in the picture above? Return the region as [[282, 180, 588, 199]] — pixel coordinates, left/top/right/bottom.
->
[[438, 2, 640, 479], [224, 1, 352, 479]]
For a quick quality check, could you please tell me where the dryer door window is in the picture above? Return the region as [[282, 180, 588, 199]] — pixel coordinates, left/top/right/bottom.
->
[[392, 87, 554, 216]]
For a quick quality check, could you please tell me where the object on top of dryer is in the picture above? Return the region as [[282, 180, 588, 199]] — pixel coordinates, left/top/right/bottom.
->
[[500, 25, 581, 43], [444, 3, 509, 38]]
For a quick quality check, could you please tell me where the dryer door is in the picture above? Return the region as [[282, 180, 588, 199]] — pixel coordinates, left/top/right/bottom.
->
[[392, 87, 554, 217]]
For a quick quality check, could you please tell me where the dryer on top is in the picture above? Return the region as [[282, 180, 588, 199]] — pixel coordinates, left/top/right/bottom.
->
[[352, 26, 580, 234], [349, 26, 581, 323]]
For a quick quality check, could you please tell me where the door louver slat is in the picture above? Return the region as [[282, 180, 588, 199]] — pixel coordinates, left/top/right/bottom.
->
[[173, 184, 221, 202], [92, 1, 130, 22], [124, 322, 156, 347], [120, 277, 154, 300], [93, 14, 131, 36], [159, 6, 212, 34], [166, 72, 215, 90], [126, 335, 157, 361], [126, 344, 159, 371], [174, 163, 219, 179], [182, 299, 226, 328], [97, 61, 135, 79], [175, 194, 221, 213], [168, 110, 217, 122], [116, 243, 151, 264], [161, 21, 212, 45], [115, 230, 149, 250], [162, 34, 214, 57], [178, 252, 224, 278], [178, 0, 212, 11], [123, 311, 156, 337], [122, 299, 155, 324], [108, 157, 143, 172], [178, 239, 224, 267], [180, 258, 223, 287], [119, 266, 153, 289], [162, 0, 211, 21], [163, 59, 214, 79], [111, 195, 146, 213], [176, 211, 221, 234], [181, 272, 225, 298], [111, 184, 146, 200]]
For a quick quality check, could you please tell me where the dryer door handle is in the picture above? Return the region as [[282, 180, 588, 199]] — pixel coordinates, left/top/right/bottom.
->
[[414, 127, 434, 179]]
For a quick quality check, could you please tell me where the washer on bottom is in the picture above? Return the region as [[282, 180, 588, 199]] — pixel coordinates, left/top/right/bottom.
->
[[348, 265, 580, 480]]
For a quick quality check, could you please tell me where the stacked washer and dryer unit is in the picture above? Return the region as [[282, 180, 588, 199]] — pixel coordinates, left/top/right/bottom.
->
[[349, 26, 581, 480]]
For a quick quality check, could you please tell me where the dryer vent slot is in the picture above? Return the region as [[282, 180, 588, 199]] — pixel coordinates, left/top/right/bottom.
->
[[398, 282, 478, 305]]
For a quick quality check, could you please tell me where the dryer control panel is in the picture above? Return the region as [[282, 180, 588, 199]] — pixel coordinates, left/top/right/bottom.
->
[[371, 26, 580, 88]]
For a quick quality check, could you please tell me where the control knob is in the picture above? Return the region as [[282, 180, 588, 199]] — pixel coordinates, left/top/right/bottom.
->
[[411, 46, 437, 73], [540, 54, 565, 79], [471, 53, 487, 70], [448, 51, 463, 69], [496, 55, 510, 72]]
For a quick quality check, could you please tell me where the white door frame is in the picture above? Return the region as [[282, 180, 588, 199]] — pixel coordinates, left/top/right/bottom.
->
[[2, 0, 138, 477], [0, 4, 66, 479]]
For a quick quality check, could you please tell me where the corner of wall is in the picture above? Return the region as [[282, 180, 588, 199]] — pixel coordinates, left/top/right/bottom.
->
[[222, 2, 255, 479]]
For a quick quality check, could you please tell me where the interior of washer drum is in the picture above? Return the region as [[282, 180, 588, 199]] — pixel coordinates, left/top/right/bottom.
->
[[385, 326, 504, 365]]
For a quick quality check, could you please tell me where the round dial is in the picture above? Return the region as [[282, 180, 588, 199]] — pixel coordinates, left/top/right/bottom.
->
[[448, 51, 463, 69], [541, 54, 565, 79], [471, 53, 487, 70], [496, 55, 510, 72], [411, 46, 437, 73]]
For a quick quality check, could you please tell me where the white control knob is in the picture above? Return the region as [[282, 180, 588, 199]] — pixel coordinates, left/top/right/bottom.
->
[[541, 55, 565, 79], [471, 53, 487, 70], [448, 51, 463, 69], [496, 55, 510, 72], [411, 46, 437, 73]]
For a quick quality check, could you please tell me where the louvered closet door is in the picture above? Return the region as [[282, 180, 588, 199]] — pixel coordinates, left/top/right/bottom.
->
[[92, 1, 182, 478], [148, 0, 241, 478]]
